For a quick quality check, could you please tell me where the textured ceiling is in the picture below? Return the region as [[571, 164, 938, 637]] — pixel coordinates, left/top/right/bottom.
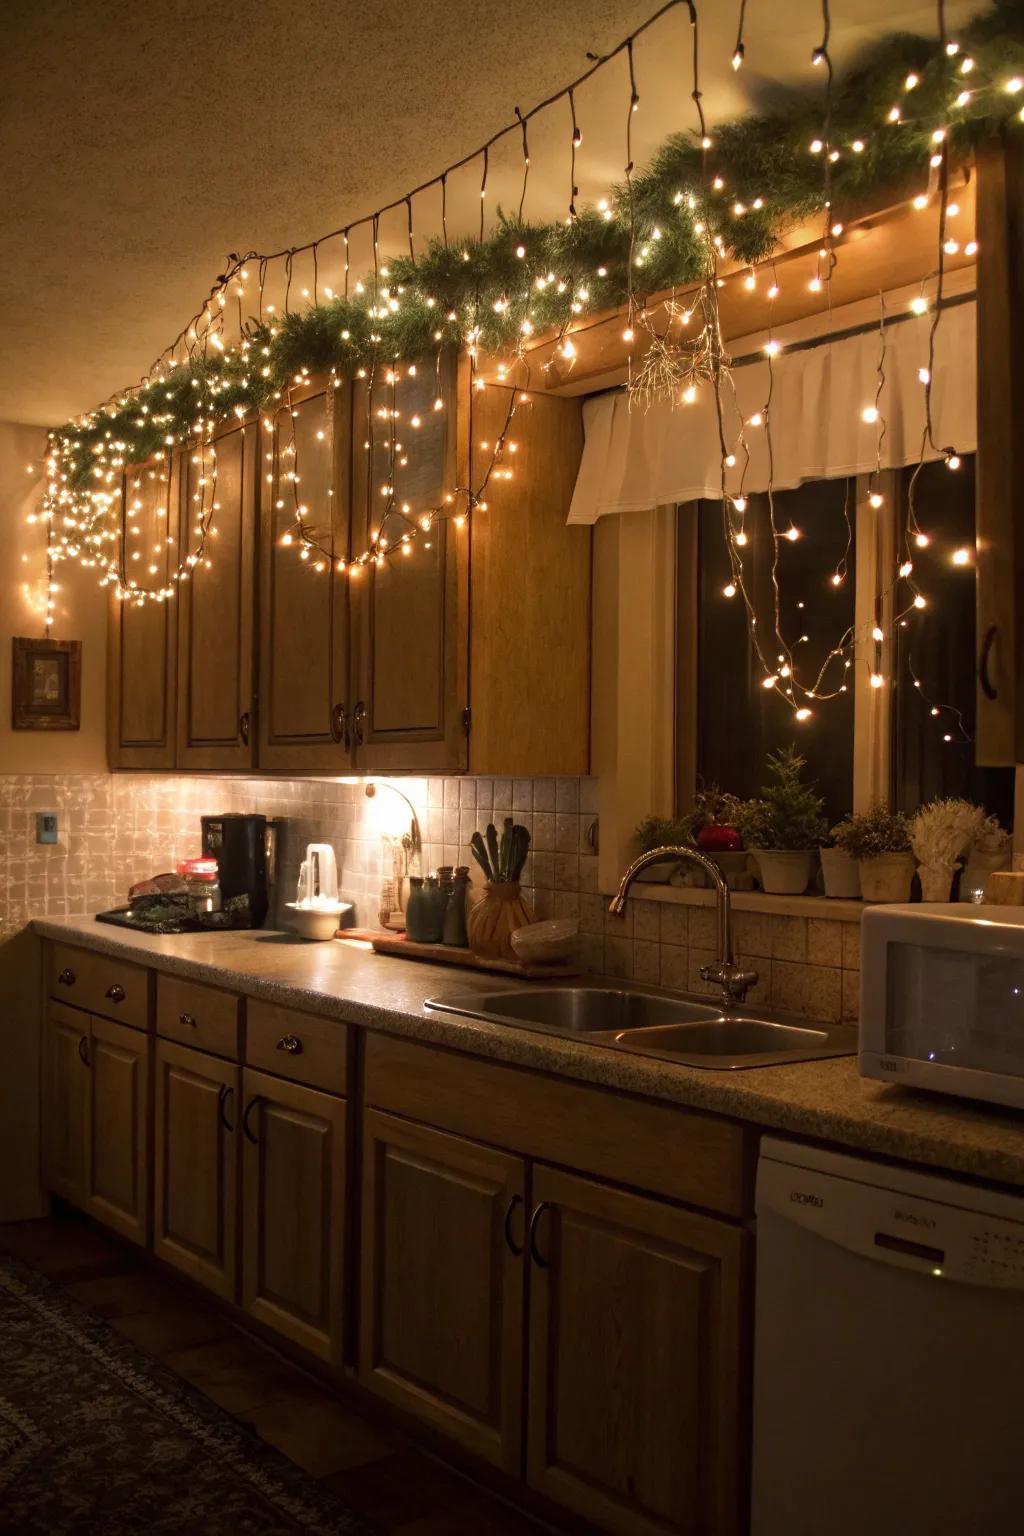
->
[[0, 0, 984, 427]]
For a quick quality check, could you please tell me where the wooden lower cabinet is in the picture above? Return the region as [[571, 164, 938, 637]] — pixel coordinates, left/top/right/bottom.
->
[[526, 1165, 749, 1536], [153, 1039, 239, 1299], [359, 1109, 526, 1473], [86, 1015, 150, 1245], [241, 1068, 347, 1365], [41, 1004, 91, 1208]]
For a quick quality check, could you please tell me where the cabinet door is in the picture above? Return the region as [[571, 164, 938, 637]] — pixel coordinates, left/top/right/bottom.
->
[[176, 419, 257, 769], [349, 354, 467, 772], [527, 1166, 749, 1536], [258, 375, 353, 771], [975, 135, 1024, 764], [41, 1004, 90, 1207], [468, 382, 589, 776], [87, 1015, 150, 1245], [241, 1068, 346, 1364], [359, 1108, 525, 1472], [107, 453, 179, 767], [154, 1039, 239, 1300]]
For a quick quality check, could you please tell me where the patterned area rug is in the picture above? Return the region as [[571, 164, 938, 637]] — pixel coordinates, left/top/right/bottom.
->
[[0, 1253, 374, 1534]]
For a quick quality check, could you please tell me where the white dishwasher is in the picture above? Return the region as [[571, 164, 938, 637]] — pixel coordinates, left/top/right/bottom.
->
[[752, 1137, 1024, 1536]]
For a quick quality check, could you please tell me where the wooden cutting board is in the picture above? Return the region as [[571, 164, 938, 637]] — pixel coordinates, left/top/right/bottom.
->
[[360, 931, 579, 978]]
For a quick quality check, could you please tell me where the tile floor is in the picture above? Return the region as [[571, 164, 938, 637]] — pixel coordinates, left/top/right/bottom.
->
[[0, 1211, 548, 1536]]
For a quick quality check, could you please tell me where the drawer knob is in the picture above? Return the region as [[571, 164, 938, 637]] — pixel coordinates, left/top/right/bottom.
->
[[179, 1012, 197, 1029], [276, 1034, 303, 1055], [58, 968, 76, 987], [105, 984, 126, 1004]]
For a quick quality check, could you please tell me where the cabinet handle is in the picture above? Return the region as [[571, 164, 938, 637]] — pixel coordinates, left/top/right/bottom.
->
[[78, 1035, 90, 1067], [58, 968, 76, 987], [276, 1034, 303, 1055], [528, 1201, 554, 1269], [218, 1083, 235, 1132], [330, 703, 349, 747], [979, 624, 998, 701], [503, 1194, 525, 1256], [105, 984, 126, 1004], [239, 710, 251, 746], [351, 699, 366, 747], [179, 1012, 197, 1029], [242, 1094, 264, 1144]]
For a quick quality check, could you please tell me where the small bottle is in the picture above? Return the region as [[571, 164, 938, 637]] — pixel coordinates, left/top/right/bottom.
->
[[443, 866, 470, 947]]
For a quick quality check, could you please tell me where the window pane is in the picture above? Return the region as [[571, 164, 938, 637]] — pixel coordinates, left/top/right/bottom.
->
[[892, 454, 1014, 823], [692, 480, 855, 823]]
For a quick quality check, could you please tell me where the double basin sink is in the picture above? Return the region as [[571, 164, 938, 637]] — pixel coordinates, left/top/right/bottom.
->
[[426, 984, 857, 1069]]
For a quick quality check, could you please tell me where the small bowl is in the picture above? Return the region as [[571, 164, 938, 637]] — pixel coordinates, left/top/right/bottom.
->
[[285, 902, 352, 941], [510, 917, 579, 965]]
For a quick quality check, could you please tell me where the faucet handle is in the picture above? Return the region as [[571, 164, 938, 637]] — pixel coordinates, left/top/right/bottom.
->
[[700, 960, 759, 1004]]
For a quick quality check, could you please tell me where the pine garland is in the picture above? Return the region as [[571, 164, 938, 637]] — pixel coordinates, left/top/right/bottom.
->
[[52, 0, 1024, 490]]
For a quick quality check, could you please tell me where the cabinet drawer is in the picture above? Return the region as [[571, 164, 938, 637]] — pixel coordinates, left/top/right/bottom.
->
[[157, 974, 241, 1059], [49, 943, 149, 1030], [246, 1000, 348, 1096], [364, 1034, 755, 1219]]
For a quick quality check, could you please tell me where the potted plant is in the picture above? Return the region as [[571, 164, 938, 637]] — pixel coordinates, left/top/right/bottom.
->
[[910, 799, 985, 902], [632, 815, 696, 884], [820, 825, 862, 900], [692, 785, 749, 883], [742, 747, 828, 895], [960, 813, 1011, 902], [832, 805, 914, 902]]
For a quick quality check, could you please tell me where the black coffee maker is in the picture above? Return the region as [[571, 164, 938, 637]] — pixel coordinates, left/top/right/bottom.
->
[[201, 814, 271, 928]]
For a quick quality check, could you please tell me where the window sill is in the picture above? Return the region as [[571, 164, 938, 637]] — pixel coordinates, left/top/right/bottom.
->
[[624, 882, 865, 923]]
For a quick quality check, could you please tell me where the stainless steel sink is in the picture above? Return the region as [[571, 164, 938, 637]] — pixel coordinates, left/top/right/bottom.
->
[[426, 984, 856, 1069], [443, 986, 723, 1034]]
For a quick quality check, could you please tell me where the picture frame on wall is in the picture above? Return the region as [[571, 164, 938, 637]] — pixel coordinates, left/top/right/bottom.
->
[[11, 637, 82, 731]]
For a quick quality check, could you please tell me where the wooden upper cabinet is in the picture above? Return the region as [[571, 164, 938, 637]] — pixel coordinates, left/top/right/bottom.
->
[[359, 1108, 526, 1473], [349, 353, 468, 772], [153, 1038, 239, 1301], [975, 133, 1024, 764], [258, 375, 353, 771], [527, 1165, 749, 1536], [86, 1014, 150, 1246], [176, 419, 257, 770], [107, 454, 179, 768], [468, 382, 589, 776], [41, 1004, 90, 1207]]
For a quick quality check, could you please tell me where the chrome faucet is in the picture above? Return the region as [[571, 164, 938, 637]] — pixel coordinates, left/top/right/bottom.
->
[[608, 845, 758, 1006]]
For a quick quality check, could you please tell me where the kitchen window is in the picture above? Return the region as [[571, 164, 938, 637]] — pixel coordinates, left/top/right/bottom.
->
[[681, 451, 1014, 825]]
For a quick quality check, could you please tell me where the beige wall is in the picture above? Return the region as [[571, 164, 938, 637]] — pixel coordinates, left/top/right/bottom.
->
[[0, 420, 108, 773]]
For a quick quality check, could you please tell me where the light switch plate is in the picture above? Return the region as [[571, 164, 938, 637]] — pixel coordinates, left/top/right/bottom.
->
[[36, 812, 58, 845]]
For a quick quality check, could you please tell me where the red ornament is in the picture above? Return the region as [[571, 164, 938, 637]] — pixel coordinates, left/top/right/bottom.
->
[[697, 822, 742, 852]]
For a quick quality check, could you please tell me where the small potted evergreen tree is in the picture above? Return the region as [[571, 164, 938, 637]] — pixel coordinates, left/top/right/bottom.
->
[[832, 804, 914, 902], [742, 747, 828, 895]]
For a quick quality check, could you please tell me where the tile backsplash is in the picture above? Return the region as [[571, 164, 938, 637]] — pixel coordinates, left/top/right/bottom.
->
[[0, 772, 856, 1020]]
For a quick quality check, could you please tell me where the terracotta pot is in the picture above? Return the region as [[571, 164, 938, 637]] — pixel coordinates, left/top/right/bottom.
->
[[467, 882, 537, 961], [753, 849, 817, 895], [918, 861, 957, 903], [858, 851, 915, 903], [820, 847, 861, 900]]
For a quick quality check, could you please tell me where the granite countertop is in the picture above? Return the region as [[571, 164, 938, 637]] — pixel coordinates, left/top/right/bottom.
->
[[33, 914, 1024, 1190]]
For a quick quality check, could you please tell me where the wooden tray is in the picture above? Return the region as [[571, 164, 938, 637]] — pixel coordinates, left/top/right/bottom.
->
[[363, 931, 579, 978]]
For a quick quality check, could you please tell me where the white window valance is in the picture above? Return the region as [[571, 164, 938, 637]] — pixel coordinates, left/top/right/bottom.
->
[[568, 297, 977, 524]]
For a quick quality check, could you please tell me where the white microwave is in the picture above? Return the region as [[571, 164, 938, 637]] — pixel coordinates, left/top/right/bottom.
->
[[860, 903, 1024, 1111]]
